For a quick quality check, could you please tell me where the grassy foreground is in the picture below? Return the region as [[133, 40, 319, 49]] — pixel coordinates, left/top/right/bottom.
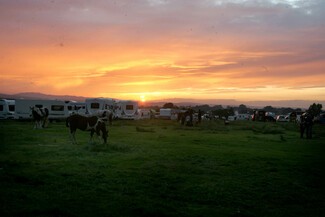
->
[[0, 119, 324, 217]]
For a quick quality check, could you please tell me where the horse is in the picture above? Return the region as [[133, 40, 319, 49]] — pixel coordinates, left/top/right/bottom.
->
[[89, 109, 114, 126], [178, 109, 194, 126], [300, 112, 313, 139], [66, 114, 108, 145], [30, 106, 49, 129]]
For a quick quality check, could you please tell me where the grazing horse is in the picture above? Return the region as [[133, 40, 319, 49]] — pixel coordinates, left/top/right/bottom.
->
[[66, 114, 108, 144], [90, 109, 114, 125], [30, 106, 49, 129], [178, 109, 194, 126]]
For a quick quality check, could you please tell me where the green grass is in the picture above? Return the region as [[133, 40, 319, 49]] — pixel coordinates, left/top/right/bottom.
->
[[0, 119, 325, 217]]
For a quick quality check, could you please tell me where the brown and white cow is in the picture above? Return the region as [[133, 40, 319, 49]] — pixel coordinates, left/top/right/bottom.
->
[[66, 114, 108, 145]]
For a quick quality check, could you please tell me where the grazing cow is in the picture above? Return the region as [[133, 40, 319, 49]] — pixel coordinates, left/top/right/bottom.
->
[[66, 114, 108, 145], [30, 106, 49, 129]]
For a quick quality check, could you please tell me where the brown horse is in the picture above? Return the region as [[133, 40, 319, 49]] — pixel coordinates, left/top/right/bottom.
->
[[66, 114, 108, 144]]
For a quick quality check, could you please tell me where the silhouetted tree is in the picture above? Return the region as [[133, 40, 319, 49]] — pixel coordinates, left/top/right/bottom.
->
[[163, 102, 175, 109], [238, 104, 248, 114], [263, 106, 277, 113], [212, 108, 234, 118]]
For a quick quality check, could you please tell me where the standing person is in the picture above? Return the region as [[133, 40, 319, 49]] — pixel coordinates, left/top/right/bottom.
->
[[305, 113, 313, 139], [198, 109, 202, 124], [300, 113, 306, 138]]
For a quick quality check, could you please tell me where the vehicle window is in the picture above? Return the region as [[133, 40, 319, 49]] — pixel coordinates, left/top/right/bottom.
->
[[51, 105, 64, 111], [0, 105, 3, 111], [9, 105, 15, 111], [91, 103, 100, 109], [126, 105, 133, 110]]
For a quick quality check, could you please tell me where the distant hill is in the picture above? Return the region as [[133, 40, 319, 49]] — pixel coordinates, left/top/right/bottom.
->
[[0, 92, 87, 102], [1, 92, 324, 109]]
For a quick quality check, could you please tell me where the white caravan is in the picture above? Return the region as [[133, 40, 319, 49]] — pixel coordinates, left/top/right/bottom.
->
[[115, 100, 138, 119], [159, 108, 177, 120], [0, 99, 15, 119], [15, 99, 69, 120], [137, 109, 151, 119], [66, 101, 87, 115], [85, 98, 116, 116]]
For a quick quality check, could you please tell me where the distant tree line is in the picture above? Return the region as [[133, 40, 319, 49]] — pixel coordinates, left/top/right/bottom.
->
[[151, 102, 323, 117]]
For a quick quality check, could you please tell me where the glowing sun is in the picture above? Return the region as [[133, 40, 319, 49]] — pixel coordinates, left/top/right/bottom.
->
[[140, 95, 146, 102]]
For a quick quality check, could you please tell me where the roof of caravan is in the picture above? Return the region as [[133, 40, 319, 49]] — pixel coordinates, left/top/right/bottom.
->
[[0, 99, 15, 102]]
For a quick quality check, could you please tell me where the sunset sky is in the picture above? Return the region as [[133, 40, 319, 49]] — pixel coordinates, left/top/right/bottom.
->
[[0, 0, 324, 103]]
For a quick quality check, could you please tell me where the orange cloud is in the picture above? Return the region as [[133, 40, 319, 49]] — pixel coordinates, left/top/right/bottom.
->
[[1, 0, 325, 102]]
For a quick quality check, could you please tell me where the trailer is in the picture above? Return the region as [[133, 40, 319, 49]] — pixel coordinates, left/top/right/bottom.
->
[[66, 101, 87, 115], [85, 98, 116, 116], [14, 99, 69, 120], [0, 99, 15, 119], [137, 109, 151, 119], [159, 108, 177, 120], [115, 100, 138, 119]]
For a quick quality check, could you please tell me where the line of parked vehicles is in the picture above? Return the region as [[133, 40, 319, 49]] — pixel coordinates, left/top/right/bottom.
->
[[0, 98, 144, 121], [231, 110, 325, 124], [1, 98, 324, 124]]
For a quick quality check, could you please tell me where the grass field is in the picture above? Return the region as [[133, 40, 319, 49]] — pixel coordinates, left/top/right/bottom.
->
[[0, 119, 325, 217]]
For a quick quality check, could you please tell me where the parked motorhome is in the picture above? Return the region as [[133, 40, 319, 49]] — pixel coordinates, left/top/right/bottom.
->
[[115, 100, 138, 119], [15, 99, 69, 120], [0, 99, 15, 119], [85, 98, 116, 115]]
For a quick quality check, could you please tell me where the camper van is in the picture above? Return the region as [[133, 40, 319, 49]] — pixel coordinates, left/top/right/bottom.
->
[[0, 99, 15, 119], [15, 99, 69, 120], [85, 98, 116, 115], [115, 100, 138, 119]]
